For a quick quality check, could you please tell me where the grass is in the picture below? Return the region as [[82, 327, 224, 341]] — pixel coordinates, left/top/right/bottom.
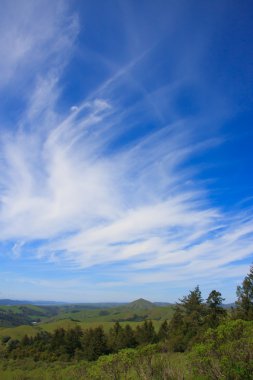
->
[[0, 319, 165, 341], [0, 302, 175, 340], [0, 325, 40, 340]]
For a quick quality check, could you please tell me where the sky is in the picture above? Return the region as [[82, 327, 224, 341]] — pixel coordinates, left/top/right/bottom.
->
[[0, 0, 253, 303]]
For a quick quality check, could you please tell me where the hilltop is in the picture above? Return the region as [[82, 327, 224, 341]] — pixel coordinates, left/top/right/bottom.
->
[[126, 298, 156, 310]]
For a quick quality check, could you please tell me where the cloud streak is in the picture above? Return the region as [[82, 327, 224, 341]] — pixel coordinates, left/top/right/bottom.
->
[[0, 0, 252, 301]]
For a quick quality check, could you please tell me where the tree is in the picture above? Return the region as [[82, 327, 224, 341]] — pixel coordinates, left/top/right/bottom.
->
[[157, 320, 170, 341], [122, 324, 137, 348], [206, 290, 226, 328], [65, 326, 83, 357], [180, 285, 204, 314], [21, 334, 31, 346], [135, 320, 157, 345], [180, 286, 206, 338], [82, 326, 108, 361], [168, 286, 206, 351], [236, 265, 253, 320], [108, 322, 126, 352], [101, 323, 137, 352]]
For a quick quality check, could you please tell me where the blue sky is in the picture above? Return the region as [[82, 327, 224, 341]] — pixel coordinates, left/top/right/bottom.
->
[[0, 0, 253, 303]]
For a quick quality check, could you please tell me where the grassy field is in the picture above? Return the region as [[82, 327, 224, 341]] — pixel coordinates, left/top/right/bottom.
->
[[0, 300, 178, 380], [0, 300, 175, 340], [0, 301, 174, 321], [0, 318, 165, 340]]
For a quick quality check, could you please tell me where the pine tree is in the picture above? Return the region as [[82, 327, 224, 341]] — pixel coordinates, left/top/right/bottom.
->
[[65, 326, 83, 357], [168, 286, 206, 351], [21, 334, 31, 346], [82, 326, 108, 361], [135, 320, 157, 345], [108, 322, 125, 352], [123, 324, 137, 348], [236, 265, 253, 320], [205, 290, 226, 328], [157, 320, 170, 341]]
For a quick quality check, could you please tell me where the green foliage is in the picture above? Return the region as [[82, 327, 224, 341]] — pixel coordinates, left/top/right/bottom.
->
[[1, 264, 253, 379], [0, 301, 174, 331], [168, 286, 206, 351], [108, 322, 137, 352], [135, 320, 157, 345], [157, 319, 170, 341], [1, 336, 11, 344], [0, 305, 59, 327], [190, 319, 253, 380], [0, 351, 191, 380], [82, 326, 108, 361], [205, 290, 227, 328], [235, 265, 253, 320]]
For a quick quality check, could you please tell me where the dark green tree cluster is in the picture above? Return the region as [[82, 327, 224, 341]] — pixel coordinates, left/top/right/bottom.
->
[[167, 285, 227, 351], [167, 266, 253, 352], [235, 265, 253, 320], [2, 320, 164, 362]]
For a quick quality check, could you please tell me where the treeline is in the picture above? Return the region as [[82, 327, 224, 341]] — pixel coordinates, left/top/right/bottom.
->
[[1, 320, 160, 362], [0, 286, 231, 362], [164, 265, 253, 353], [1, 265, 253, 379]]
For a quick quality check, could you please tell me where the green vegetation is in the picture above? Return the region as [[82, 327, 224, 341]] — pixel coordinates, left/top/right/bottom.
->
[[0, 305, 59, 327], [190, 319, 253, 379], [0, 299, 174, 329], [0, 265, 253, 379]]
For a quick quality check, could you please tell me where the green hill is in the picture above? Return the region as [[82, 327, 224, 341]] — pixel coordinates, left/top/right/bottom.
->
[[0, 305, 59, 327], [126, 298, 156, 310]]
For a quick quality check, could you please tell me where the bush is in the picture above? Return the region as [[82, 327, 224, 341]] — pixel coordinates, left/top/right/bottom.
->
[[190, 319, 253, 380]]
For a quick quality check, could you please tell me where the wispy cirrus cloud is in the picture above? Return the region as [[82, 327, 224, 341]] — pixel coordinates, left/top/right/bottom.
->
[[0, 0, 252, 302], [0, 0, 78, 90]]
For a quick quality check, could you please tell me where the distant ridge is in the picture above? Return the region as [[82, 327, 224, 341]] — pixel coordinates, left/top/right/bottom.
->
[[126, 298, 155, 310], [0, 299, 125, 308], [0, 299, 69, 306], [0, 299, 235, 308]]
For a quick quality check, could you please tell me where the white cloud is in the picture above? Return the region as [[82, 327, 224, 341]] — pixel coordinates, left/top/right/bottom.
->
[[0, 0, 252, 296], [0, 0, 78, 91], [0, 78, 252, 284]]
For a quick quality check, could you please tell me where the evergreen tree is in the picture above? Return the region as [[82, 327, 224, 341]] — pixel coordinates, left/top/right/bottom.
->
[[157, 320, 170, 341], [236, 265, 253, 320], [21, 334, 31, 346], [51, 328, 66, 351], [82, 326, 108, 361], [205, 290, 226, 328], [181, 286, 205, 336], [65, 326, 83, 357], [108, 322, 126, 352], [169, 305, 184, 332], [135, 320, 157, 345], [168, 286, 206, 351], [180, 285, 204, 315], [123, 324, 137, 348]]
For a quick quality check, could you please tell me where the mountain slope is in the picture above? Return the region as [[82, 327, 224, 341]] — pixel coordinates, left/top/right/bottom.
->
[[126, 298, 155, 310]]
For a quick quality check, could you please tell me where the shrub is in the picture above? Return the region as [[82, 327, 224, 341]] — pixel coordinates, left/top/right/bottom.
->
[[190, 319, 253, 380]]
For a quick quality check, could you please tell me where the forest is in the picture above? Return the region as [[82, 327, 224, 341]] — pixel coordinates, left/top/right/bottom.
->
[[0, 265, 253, 379]]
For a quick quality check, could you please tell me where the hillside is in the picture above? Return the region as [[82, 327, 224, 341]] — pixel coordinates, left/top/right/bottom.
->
[[0, 305, 59, 327], [126, 298, 156, 310]]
